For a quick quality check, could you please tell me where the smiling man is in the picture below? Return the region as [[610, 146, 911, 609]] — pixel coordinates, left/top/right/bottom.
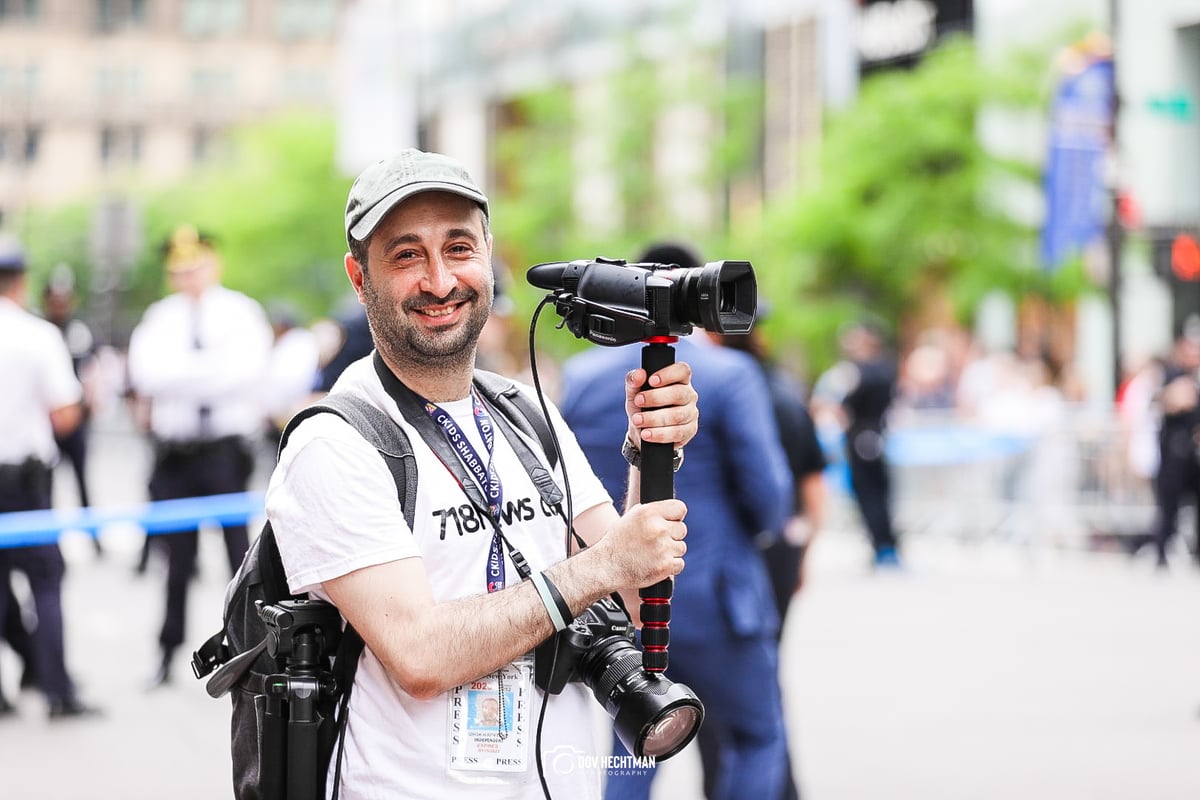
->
[[265, 149, 702, 799]]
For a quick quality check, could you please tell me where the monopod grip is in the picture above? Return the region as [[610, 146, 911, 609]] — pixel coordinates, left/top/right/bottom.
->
[[638, 340, 676, 673]]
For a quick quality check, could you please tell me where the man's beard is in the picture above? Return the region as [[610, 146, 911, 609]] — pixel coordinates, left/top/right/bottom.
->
[[362, 273, 492, 372]]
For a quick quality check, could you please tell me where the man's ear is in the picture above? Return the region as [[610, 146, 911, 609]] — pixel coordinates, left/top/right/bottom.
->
[[345, 252, 366, 300]]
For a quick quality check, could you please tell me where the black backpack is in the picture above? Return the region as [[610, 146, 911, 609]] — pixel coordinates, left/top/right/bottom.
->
[[191, 368, 560, 800]]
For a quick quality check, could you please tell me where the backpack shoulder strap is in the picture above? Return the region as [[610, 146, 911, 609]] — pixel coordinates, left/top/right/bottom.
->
[[473, 369, 564, 508], [473, 369, 559, 471], [280, 392, 417, 531]]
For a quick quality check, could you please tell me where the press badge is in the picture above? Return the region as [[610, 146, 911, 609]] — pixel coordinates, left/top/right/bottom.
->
[[446, 654, 533, 778]]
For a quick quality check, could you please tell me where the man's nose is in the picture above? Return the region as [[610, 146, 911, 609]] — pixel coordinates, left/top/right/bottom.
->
[[421, 254, 457, 297]]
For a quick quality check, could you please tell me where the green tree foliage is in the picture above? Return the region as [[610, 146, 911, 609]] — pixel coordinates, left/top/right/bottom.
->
[[19, 113, 354, 344], [739, 37, 1088, 371], [134, 112, 353, 320], [494, 49, 762, 358]]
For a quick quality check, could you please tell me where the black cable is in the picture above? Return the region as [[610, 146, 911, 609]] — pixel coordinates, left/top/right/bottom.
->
[[526, 296, 586, 556], [528, 295, 562, 800]]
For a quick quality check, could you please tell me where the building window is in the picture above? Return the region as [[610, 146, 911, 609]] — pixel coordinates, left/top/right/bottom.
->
[[96, 65, 142, 99], [279, 68, 327, 102], [190, 67, 235, 100], [22, 63, 39, 96], [0, 0, 41, 22], [100, 124, 144, 166], [96, 0, 147, 32], [23, 126, 39, 163], [182, 0, 245, 37], [276, 0, 335, 39], [191, 126, 231, 165]]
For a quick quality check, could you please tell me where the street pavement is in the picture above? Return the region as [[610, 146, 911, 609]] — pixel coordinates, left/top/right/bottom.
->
[[2, 410, 1200, 799]]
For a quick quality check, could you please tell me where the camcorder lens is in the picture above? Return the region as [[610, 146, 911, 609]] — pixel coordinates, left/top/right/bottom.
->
[[668, 260, 756, 334]]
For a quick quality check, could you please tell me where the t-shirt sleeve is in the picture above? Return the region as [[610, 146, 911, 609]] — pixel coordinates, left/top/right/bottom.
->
[[266, 413, 422, 595]]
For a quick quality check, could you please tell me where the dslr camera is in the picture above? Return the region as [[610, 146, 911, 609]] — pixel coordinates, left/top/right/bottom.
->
[[535, 596, 703, 760]]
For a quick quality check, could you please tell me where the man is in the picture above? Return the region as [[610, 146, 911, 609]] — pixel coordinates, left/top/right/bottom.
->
[[266, 150, 699, 799], [1149, 329, 1200, 568], [711, 312, 827, 800], [42, 266, 102, 556], [127, 225, 273, 686], [560, 241, 792, 800], [0, 234, 98, 718], [812, 320, 900, 567], [262, 300, 320, 450], [713, 313, 828, 609]]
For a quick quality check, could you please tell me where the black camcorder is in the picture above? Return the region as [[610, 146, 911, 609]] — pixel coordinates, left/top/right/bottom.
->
[[535, 596, 704, 760], [526, 257, 756, 346]]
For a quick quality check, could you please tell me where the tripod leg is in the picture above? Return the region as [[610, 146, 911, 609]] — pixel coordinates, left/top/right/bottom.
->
[[261, 694, 287, 800], [287, 677, 323, 800]]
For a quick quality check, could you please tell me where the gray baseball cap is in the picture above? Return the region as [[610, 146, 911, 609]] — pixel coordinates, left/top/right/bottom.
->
[[345, 149, 490, 244]]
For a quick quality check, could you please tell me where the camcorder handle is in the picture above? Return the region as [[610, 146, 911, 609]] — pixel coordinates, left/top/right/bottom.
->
[[638, 338, 677, 673]]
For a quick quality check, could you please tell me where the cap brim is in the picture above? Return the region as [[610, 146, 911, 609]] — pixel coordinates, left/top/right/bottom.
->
[[349, 181, 489, 242]]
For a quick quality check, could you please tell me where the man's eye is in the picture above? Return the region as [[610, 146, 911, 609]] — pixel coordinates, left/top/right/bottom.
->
[[448, 243, 473, 255]]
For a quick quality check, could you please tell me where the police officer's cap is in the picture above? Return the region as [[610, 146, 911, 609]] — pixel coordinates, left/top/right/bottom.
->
[[162, 224, 217, 274]]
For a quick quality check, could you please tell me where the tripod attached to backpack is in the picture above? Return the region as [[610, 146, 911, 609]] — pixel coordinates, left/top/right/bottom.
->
[[202, 598, 347, 800]]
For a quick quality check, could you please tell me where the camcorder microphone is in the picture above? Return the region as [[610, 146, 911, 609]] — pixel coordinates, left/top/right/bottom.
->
[[526, 257, 756, 346]]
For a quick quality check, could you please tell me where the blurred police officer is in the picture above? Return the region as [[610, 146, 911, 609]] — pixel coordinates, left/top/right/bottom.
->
[[0, 234, 99, 718], [127, 225, 273, 687], [813, 321, 901, 567]]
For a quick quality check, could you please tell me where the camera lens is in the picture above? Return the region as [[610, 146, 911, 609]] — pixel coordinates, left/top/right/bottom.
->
[[580, 635, 704, 760], [641, 703, 703, 758]]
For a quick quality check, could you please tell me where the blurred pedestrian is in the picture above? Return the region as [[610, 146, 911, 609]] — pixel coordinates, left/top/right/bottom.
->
[[0, 234, 100, 719], [713, 311, 828, 613], [812, 320, 901, 567], [560, 241, 793, 800], [127, 224, 273, 687], [1148, 329, 1200, 569], [312, 295, 373, 395], [709, 310, 827, 800], [41, 265, 102, 555], [1, 579, 38, 711], [262, 300, 320, 450]]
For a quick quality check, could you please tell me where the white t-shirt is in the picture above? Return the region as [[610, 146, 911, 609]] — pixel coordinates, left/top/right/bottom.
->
[[266, 356, 614, 800], [127, 285, 273, 440], [0, 296, 82, 464]]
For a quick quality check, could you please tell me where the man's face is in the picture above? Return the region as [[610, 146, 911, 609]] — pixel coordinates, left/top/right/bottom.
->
[[348, 191, 493, 369], [167, 256, 218, 299]]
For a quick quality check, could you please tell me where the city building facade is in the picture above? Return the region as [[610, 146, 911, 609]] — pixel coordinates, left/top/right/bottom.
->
[[0, 0, 345, 221]]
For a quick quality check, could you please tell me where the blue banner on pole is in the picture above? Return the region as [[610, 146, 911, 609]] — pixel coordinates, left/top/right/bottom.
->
[[1040, 55, 1114, 269]]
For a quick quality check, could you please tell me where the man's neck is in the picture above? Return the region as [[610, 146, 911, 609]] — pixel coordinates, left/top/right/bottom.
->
[[377, 349, 476, 403]]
